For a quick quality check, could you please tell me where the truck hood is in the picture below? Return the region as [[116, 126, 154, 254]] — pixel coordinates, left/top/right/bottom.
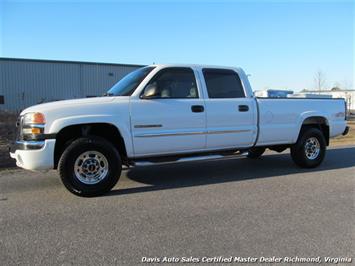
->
[[20, 96, 122, 115]]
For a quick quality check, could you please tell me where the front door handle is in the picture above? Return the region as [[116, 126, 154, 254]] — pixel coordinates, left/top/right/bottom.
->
[[191, 105, 204, 113], [238, 105, 249, 112]]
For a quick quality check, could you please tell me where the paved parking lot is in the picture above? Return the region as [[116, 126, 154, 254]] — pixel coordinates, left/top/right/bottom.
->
[[0, 146, 354, 265]]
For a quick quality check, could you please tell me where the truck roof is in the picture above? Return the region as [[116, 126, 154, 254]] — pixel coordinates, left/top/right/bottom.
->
[[148, 64, 243, 72]]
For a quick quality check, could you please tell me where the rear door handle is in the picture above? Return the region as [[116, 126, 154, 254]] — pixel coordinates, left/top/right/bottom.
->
[[238, 105, 249, 112], [191, 105, 204, 113]]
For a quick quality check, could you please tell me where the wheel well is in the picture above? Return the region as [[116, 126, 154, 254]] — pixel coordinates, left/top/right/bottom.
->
[[54, 123, 127, 168], [300, 116, 329, 145]]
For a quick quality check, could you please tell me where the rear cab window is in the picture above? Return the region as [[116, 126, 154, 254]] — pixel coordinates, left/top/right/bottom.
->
[[202, 68, 245, 98]]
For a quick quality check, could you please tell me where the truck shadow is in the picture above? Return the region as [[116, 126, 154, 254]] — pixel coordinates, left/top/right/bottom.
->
[[108, 147, 355, 196]]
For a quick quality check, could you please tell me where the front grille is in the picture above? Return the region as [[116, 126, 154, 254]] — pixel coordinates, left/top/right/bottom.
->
[[15, 116, 23, 141]]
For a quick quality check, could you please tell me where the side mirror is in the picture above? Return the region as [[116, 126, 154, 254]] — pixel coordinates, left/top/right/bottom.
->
[[141, 83, 159, 99]]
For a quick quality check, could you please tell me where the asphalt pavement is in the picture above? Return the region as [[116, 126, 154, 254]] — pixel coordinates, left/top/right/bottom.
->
[[0, 146, 354, 265]]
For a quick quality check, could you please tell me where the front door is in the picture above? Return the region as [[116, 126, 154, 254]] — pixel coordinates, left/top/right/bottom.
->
[[130, 67, 206, 157]]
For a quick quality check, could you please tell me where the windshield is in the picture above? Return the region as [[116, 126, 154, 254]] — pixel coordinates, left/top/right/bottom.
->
[[107, 66, 155, 96]]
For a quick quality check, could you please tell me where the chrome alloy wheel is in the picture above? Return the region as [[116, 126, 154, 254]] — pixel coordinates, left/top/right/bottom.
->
[[74, 151, 109, 185], [304, 137, 320, 160]]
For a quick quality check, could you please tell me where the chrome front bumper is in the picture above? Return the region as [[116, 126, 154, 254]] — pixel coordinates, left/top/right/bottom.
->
[[9, 140, 45, 153], [9, 139, 56, 170]]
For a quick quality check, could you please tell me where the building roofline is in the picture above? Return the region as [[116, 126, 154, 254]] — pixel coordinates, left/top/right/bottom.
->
[[0, 57, 146, 68], [302, 89, 355, 92], [1, 58, 242, 70]]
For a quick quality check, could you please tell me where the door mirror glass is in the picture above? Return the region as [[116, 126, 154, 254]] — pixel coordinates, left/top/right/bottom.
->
[[142, 83, 159, 99]]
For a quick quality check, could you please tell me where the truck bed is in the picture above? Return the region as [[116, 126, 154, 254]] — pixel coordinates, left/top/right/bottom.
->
[[255, 97, 346, 146]]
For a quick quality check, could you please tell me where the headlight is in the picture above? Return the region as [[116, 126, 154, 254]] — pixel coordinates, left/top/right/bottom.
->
[[23, 112, 46, 124], [21, 112, 46, 138]]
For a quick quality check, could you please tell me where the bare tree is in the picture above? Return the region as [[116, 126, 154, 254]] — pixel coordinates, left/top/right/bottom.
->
[[314, 70, 326, 93]]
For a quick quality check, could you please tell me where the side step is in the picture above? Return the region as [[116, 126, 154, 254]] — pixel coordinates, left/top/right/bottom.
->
[[131, 152, 248, 167]]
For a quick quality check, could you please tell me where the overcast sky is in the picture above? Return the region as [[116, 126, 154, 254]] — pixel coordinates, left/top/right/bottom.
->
[[0, 0, 353, 91]]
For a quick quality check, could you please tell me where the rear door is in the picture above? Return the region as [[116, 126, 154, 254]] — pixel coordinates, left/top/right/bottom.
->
[[201, 68, 257, 149], [130, 67, 206, 157]]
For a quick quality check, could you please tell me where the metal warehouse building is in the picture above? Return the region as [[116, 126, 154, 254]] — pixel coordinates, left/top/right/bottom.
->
[[0, 58, 143, 112]]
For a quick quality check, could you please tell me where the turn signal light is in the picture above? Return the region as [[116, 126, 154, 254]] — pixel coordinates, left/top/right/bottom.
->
[[30, 128, 42, 134], [22, 127, 42, 134]]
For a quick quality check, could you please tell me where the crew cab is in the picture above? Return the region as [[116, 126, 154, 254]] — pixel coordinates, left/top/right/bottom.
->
[[10, 64, 349, 196]]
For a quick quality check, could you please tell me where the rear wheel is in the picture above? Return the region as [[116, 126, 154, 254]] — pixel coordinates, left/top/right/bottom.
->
[[290, 127, 326, 168], [58, 137, 122, 197], [247, 147, 266, 159]]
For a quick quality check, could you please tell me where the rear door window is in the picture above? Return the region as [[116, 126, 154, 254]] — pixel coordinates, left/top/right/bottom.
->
[[202, 69, 245, 98]]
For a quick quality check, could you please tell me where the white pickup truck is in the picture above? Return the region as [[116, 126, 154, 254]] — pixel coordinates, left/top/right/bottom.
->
[[10, 64, 349, 196]]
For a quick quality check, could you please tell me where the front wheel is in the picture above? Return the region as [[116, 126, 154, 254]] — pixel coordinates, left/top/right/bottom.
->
[[290, 128, 326, 168], [58, 137, 122, 197]]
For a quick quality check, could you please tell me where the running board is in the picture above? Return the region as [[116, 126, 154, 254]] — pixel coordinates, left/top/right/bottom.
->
[[131, 152, 248, 167]]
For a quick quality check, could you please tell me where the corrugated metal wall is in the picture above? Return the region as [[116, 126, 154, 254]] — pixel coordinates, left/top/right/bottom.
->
[[0, 58, 143, 111]]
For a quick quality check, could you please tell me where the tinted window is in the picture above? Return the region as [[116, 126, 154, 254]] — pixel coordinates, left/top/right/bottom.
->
[[107, 66, 155, 96], [202, 69, 245, 98], [144, 68, 198, 98]]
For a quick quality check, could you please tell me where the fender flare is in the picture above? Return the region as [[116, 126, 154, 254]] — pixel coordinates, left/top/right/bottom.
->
[[294, 111, 330, 143], [49, 115, 133, 156]]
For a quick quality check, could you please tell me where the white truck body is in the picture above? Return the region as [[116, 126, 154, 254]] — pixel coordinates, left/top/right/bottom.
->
[[9, 64, 349, 196], [10, 64, 348, 169]]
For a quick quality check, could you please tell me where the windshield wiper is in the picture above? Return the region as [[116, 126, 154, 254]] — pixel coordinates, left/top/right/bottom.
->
[[103, 92, 114, 97]]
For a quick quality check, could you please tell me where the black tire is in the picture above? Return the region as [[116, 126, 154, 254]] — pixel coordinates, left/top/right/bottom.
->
[[290, 127, 326, 168], [247, 147, 266, 159], [58, 136, 122, 197]]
